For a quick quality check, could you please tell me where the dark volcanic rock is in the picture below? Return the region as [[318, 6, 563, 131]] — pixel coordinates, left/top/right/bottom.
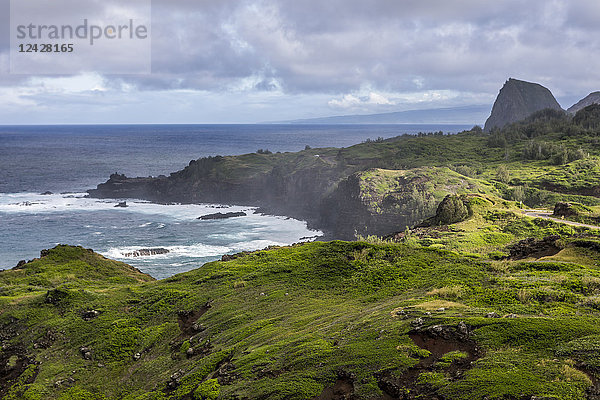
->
[[198, 211, 246, 220], [507, 235, 561, 260], [123, 248, 170, 257], [568, 91, 600, 114], [553, 202, 577, 217], [114, 201, 128, 208], [484, 78, 563, 132]]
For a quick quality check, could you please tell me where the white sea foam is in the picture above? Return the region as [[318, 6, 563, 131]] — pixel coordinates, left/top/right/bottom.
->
[[103, 242, 233, 260], [0, 192, 254, 220], [2, 191, 323, 278]]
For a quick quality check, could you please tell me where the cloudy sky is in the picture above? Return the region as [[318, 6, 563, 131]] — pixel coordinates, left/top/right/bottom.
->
[[1, 0, 600, 124]]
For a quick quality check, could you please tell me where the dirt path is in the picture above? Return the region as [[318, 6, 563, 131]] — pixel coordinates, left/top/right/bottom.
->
[[522, 210, 600, 230]]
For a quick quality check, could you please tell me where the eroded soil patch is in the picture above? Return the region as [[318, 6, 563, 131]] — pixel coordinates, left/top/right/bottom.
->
[[376, 323, 482, 399], [0, 346, 37, 398]]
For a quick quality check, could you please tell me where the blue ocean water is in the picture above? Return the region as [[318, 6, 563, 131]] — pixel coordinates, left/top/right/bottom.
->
[[0, 124, 471, 278]]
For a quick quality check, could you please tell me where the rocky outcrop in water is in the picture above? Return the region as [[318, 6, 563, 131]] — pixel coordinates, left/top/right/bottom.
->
[[484, 78, 563, 132], [123, 248, 170, 257], [568, 92, 600, 114], [198, 212, 246, 220]]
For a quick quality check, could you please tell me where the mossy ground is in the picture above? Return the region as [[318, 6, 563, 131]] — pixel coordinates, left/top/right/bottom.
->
[[2, 217, 600, 400]]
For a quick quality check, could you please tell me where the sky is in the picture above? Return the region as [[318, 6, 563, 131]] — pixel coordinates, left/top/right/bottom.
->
[[1, 0, 600, 124]]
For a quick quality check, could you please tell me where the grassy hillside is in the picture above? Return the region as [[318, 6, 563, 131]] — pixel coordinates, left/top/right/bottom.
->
[[7, 106, 600, 398], [3, 195, 600, 400], [90, 105, 600, 239]]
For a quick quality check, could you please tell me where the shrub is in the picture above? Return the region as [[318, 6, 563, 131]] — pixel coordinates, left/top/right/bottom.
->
[[434, 195, 470, 225], [193, 379, 220, 400]]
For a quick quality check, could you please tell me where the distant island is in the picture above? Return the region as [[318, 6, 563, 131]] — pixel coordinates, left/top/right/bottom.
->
[[271, 105, 490, 125]]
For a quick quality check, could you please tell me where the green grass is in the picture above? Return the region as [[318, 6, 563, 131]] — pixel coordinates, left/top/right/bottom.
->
[[3, 239, 600, 399]]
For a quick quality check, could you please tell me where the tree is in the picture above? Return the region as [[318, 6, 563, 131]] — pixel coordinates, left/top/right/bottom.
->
[[434, 195, 470, 225], [496, 165, 510, 183]]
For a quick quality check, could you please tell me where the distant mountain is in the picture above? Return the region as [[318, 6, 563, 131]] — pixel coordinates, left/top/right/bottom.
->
[[273, 105, 490, 125], [568, 91, 600, 114], [484, 78, 563, 132]]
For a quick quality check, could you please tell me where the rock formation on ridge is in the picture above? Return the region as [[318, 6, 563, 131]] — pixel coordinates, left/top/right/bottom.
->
[[484, 78, 563, 132]]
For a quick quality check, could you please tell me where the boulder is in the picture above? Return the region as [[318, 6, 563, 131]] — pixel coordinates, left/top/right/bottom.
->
[[553, 202, 576, 217]]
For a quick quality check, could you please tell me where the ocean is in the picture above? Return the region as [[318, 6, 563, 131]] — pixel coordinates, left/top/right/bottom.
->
[[0, 124, 471, 278]]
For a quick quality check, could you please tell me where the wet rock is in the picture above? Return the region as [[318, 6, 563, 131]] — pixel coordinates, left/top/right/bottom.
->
[[114, 201, 128, 208], [337, 369, 356, 381], [198, 212, 246, 220], [123, 248, 169, 257], [40, 191, 53, 195], [15, 260, 27, 269]]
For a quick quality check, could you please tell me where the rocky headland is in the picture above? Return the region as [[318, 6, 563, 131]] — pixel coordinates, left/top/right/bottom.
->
[[484, 78, 563, 132]]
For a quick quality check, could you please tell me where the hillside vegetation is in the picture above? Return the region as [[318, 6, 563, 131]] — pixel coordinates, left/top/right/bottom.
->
[[90, 105, 600, 239], [6, 105, 600, 398], [3, 190, 600, 400]]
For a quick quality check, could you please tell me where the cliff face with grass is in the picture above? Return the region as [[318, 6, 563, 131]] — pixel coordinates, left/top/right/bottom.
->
[[91, 102, 600, 239], [9, 80, 600, 399], [4, 192, 600, 400]]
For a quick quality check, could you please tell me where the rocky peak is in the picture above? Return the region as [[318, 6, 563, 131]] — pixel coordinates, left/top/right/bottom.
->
[[568, 91, 600, 114], [484, 78, 563, 132]]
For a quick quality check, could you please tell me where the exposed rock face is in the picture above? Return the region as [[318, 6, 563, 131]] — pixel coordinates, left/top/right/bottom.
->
[[484, 78, 563, 132], [507, 235, 561, 260], [568, 91, 600, 114], [553, 202, 577, 217]]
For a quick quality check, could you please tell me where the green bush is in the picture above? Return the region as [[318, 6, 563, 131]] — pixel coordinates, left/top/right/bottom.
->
[[193, 379, 220, 400]]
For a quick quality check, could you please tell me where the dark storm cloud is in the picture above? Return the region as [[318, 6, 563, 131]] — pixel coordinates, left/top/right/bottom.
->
[[108, 0, 598, 97], [2, 0, 600, 122]]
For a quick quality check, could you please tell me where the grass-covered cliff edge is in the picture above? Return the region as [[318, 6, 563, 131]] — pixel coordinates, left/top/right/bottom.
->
[[4, 190, 600, 399], [89, 105, 600, 239], [7, 104, 600, 399]]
